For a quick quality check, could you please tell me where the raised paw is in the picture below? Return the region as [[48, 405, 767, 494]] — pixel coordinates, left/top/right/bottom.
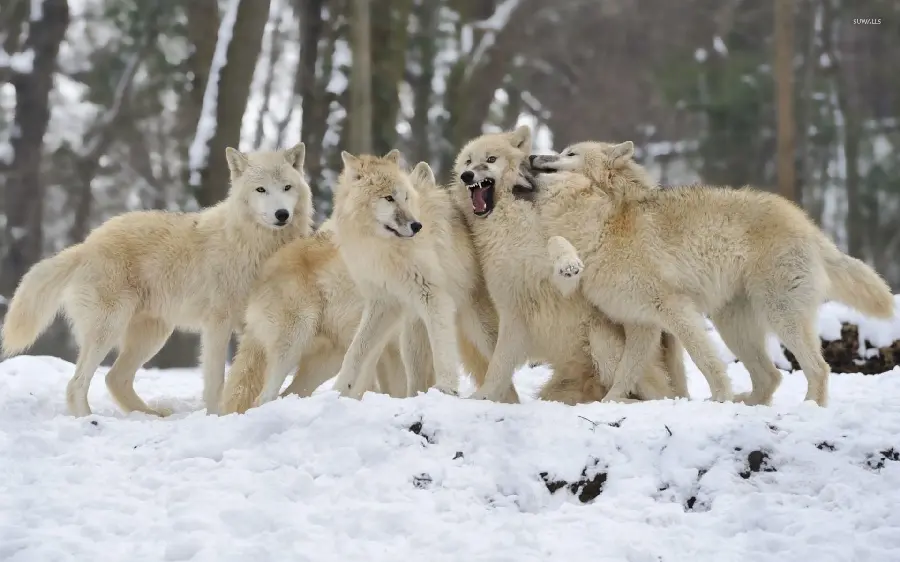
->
[[555, 256, 583, 279]]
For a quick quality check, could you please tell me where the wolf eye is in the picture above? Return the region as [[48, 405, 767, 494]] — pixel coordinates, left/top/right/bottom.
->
[[255, 187, 266, 193], [486, 156, 497, 163], [385, 195, 395, 202], [567, 152, 576, 157], [283, 184, 292, 191], [465, 159, 471, 165]]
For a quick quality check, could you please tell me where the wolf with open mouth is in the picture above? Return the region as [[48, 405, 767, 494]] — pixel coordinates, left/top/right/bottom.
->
[[449, 126, 685, 405]]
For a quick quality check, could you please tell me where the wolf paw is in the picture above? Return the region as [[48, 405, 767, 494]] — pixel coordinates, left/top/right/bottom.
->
[[709, 388, 735, 403], [432, 384, 459, 397], [555, 256, 583, 279]]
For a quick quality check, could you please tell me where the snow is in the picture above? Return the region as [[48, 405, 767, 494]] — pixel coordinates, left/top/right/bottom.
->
[[712, 36, 728, 56], [694, 48, 708, 63], [30, 0, 45, 21], [463, 0, 522, 79], [188, 0, 242, 186], [0, 49, 35, 74], [1, 301, 899, 561]]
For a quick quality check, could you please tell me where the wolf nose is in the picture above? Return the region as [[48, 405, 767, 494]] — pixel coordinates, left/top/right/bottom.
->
[[274, 209, 290, 222], [410, 221, 423, 234], [460, 171, 474, 184]]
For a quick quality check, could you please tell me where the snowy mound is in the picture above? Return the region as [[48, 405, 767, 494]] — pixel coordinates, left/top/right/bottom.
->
[[1, 299, 899, 561]]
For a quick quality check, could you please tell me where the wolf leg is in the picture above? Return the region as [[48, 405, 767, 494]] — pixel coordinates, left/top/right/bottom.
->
[[656, 296, 734, 402], [200, 324, 233, 415], [418, 295, 462, 396], [602, 323, 662, 402], [105, 316, 174, 416], [332, 299, 401, 398], [470, 310, 530, 402]]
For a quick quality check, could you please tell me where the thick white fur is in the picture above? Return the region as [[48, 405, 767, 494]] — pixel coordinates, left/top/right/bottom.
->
[[452, 127, 685, 404], [531, 140, 894, 406], [330, 151, 510, 401], [219, 228, 410, 414], [2, 144, 313, 417]]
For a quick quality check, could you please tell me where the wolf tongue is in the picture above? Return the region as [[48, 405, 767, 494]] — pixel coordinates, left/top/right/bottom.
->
[[472, 187, 487, 212]]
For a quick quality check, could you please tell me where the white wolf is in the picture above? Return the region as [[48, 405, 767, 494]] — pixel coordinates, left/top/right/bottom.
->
[[529, 140, 895, 406], [329, 150, 507, 400], [220, 227, 411, 414], [452, 127, 686, 404], [2, 144, 313, 416]]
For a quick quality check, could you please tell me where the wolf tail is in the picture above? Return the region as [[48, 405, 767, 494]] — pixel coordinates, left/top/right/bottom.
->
[[220, 335, 268, 414], [2, 247, 80, 357], [819, 236, 894, 319]]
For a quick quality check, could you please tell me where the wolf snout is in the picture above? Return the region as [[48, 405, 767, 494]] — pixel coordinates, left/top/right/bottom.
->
[[460, 170, 475, 184], [410, 221, 423, 234], [528, 155, 538, 165], [274, 209, 290, 224]]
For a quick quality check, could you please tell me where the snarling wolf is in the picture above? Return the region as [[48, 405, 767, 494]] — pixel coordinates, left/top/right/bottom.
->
[[2, 145, 313, 416], [452, 127, 686, 404], [530, 140, 894, 406]]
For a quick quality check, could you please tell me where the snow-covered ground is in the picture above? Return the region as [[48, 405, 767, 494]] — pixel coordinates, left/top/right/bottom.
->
[[1, 302, 899, 562]]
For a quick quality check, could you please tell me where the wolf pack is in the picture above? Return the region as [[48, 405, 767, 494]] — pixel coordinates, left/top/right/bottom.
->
[[2, 126, 894, 419]]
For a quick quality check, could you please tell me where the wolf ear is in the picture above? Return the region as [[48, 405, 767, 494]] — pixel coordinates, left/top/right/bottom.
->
[[341, 150, 361, 170], [410, 161, 436, 186], [383, 149, 402, 165], [509, 125, 533, 152], [225, 147, 249, 177], [284, 142, 306, 171], [608, 141, 634, 168]]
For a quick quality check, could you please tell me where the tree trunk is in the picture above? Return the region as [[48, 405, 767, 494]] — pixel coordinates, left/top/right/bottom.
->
[[774, 0, 797, 204], [177, 0, 220, 190], [408, 0, 438, 166], [295, 0, 326, 188], [348, 0, 373, 155], [193, 0, 272, 208], [370, 0, 412, 156], [0, 0, 70, 297]]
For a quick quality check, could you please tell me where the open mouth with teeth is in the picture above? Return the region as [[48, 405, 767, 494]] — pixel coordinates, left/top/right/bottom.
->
[[466, 178, 495, 217]]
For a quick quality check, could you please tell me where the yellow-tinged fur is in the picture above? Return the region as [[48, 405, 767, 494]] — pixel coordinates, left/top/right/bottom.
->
[[532, 140, 894, 406], [329, 151, 514, 401], [2, 144, 313, 417], [453, 127, 684, 404]]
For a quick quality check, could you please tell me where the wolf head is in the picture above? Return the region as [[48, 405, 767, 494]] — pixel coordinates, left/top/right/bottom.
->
[[529, 141, 655, 188], [226, 143, 311, 230], [334, 149, 423, 239], [453, 125, 538, 219]]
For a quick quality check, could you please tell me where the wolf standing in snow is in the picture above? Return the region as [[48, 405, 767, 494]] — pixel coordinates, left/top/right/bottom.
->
[[219, 226, 411, 414], [453, 127, 685, 404], [2, 144, 313, 417], [529, 140, 895, 406], [329, 150, 506, 400]]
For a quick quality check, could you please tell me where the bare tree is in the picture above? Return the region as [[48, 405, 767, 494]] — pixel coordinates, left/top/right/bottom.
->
[[0, 0, 70, 297], [190, 0, 272, 208]]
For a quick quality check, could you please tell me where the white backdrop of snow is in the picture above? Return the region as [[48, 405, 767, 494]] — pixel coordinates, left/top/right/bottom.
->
[[1, 300, 899, 561]]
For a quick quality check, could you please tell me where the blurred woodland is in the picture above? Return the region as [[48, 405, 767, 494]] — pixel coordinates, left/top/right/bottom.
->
[[1, 0, 899, 365]]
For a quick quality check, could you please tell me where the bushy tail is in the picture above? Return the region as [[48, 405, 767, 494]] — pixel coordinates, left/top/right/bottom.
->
[[2, 248, 80, 357], [220, 335, 267, 414], [820, 237, 894, 319]]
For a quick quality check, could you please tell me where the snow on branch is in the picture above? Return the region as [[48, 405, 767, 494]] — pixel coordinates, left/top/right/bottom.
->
[[188, 0, 243, 187], [461, 0, 523, 81]]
